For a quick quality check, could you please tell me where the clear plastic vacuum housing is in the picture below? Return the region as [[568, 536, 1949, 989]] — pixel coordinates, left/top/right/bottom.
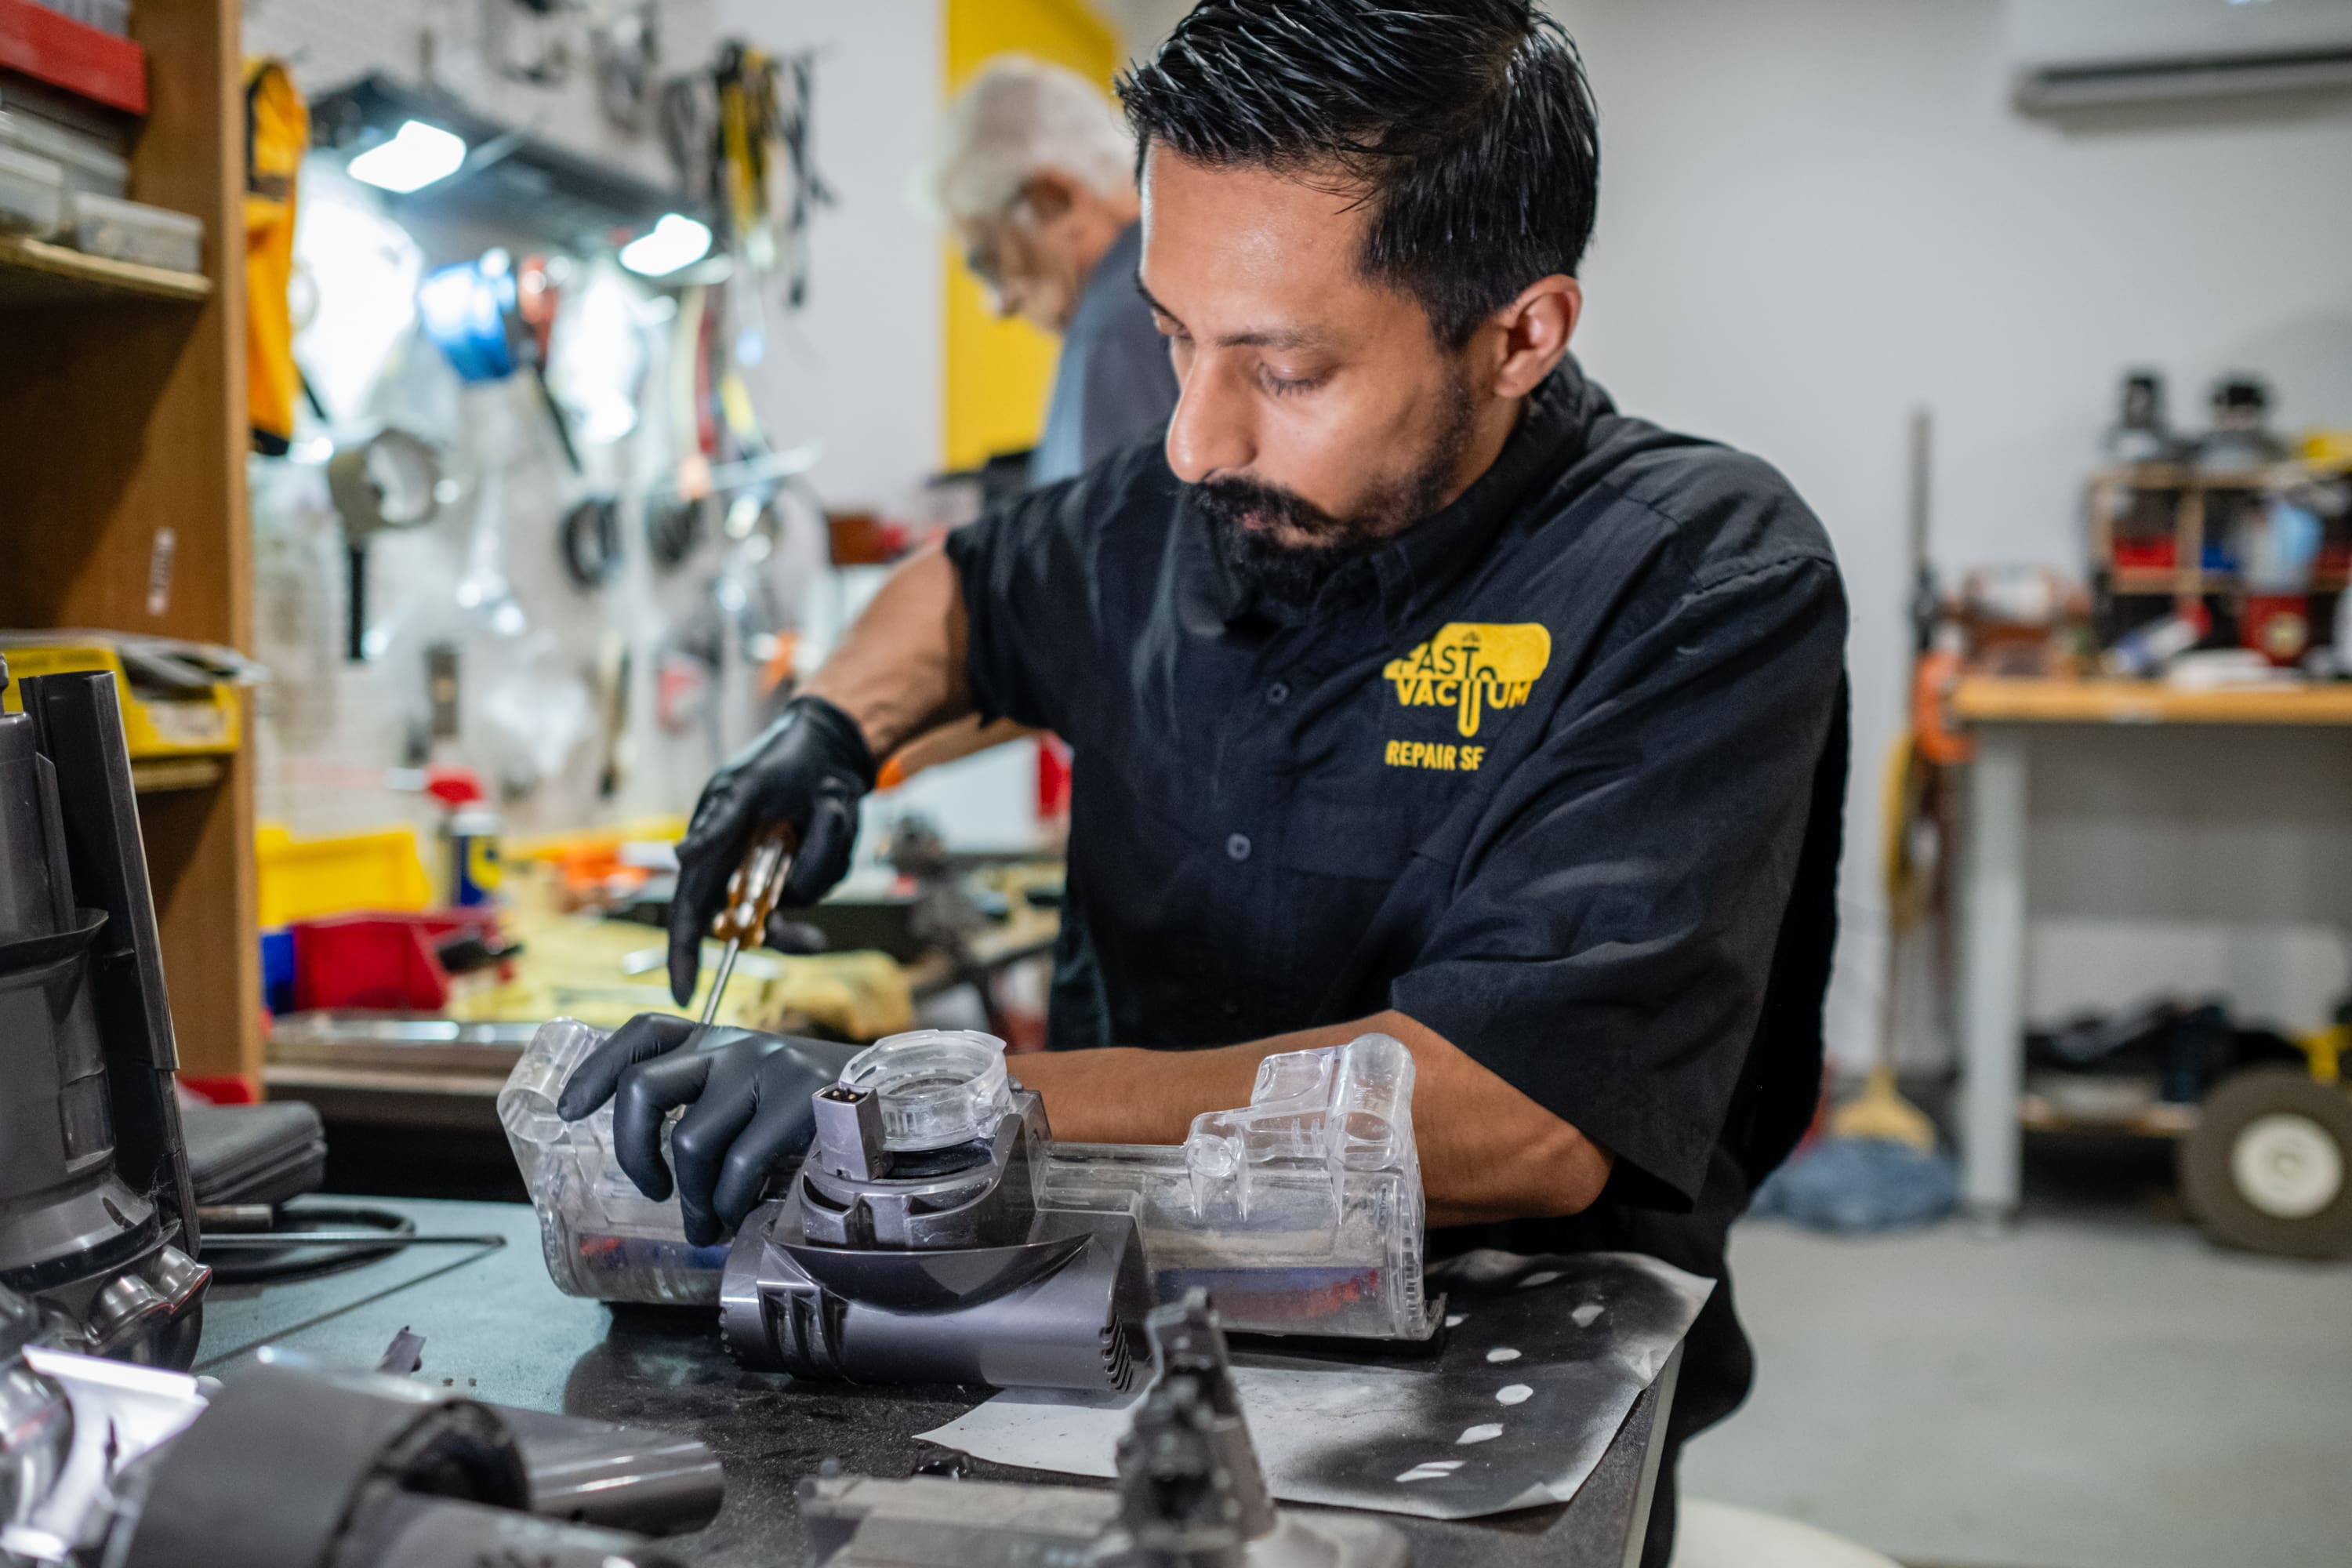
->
[[501, 1020, 1435, 1340], [836, 1029, 1011, 1151], [1040, 1034, 1431, 1339], [499, 1018, 731, 1304]]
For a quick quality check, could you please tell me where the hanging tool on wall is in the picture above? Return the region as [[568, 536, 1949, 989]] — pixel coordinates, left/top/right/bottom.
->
[[417, 250, 581, 473], [326, 429, 443, 662], [560, 495, 622, 589], [591, 2, 660, 133], [243, 56, 307, 456], [514, 252, 580, 471], [660, 43, 831, 319]]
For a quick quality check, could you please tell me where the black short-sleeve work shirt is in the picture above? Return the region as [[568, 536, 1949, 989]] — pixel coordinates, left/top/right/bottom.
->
[[946, 357, 1846, 1194], [943, 358, 1849, 1462]]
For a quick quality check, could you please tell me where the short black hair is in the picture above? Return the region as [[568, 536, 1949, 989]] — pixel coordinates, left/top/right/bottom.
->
[[1120, 0, 1599, 347]]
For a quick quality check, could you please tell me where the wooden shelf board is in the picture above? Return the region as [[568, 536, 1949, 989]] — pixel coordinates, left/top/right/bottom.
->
[[2107, 568, 2351, 595], [2091, 463, 2272, 490], [0, 234, 212, 307], [129, 755, 226, 793], [2020, 1092, 2197, 1140], [1954, 676, 2352, 726]]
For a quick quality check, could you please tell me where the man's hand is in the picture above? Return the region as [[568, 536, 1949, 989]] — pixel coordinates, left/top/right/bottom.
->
[[666, 695, 876, 1007], [557, 1013, 859, 1246]]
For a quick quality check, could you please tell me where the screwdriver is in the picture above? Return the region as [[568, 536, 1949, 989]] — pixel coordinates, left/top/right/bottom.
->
[[699, 822, 798, 1026]]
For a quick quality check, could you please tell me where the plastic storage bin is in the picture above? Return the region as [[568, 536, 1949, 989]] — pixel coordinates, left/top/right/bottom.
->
[[0, 144, 64, 237], [0, 109, 128, 199], [65, 191, 201, 272], [255, 823, 433, 928]]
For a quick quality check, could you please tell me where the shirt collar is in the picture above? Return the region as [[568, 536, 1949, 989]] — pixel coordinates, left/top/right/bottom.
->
[[1183, 357, 1608, 632], [1363, 357, 1606, 623]]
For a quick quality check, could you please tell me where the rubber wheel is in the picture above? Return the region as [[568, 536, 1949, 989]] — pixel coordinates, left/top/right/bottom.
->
[[2180, 1067, 2352, 1259]]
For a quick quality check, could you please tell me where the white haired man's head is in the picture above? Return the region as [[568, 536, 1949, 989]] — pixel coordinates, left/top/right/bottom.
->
[[924, 56, 1142, 334]]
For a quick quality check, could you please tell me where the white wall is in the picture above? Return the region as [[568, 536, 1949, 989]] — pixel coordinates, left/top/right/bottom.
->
[[1547, 0, 2352, 1065]]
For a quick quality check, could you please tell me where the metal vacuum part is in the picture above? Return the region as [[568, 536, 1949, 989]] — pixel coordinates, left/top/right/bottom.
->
[[0, 1293, 719, 1568], [799, 1290, 1410, 1568], [720, 1040, 1153, 1393], [0, 661, 205, 1368]]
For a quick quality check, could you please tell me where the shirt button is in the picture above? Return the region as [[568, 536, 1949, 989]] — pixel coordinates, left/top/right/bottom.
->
[[1265, 681, 1290, 706], [1221, 997, 1242, 1019], [1225, 833, 1253, 862]]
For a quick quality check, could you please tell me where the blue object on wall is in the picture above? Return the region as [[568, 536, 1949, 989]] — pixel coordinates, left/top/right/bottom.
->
[[419, 254, 520, 383]]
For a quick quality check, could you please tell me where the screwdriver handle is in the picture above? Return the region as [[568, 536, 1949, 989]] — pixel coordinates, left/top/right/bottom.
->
[[708, 821, 798, 947]]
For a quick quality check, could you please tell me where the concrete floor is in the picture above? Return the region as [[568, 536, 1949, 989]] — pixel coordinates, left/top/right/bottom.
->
[[1681, 1142, 2352, 1568]]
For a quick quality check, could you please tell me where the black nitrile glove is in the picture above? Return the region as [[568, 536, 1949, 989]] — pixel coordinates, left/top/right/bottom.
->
[[556, 1012, 862, 1246], [667, 694, 875, 1007]]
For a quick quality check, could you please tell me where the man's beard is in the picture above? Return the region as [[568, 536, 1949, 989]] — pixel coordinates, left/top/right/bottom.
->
[[1192, 379, 1480, 608]]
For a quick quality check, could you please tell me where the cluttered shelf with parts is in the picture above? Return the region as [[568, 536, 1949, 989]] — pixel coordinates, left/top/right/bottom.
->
[[1951, 675, 2352, 726], [0, 233, 211, 306], [0, 0, 259, 1088]]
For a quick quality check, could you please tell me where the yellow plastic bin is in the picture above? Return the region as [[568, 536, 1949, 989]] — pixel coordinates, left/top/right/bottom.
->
[[256, 822, 433, 929]]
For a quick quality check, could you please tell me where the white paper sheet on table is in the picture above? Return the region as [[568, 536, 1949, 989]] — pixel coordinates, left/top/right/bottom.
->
[[919, 1250, 1712, 1522]]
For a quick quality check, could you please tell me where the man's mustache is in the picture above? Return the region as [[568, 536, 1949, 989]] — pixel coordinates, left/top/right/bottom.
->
[[1188, 474, 1350, 539]]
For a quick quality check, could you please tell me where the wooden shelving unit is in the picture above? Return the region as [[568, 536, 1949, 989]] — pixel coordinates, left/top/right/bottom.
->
[[0, 0, 258, 1089], [2088, 462, 2342, 601]]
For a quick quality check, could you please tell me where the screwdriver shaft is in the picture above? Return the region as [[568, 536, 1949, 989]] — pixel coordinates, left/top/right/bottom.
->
[[700, 937, 742, 1027]]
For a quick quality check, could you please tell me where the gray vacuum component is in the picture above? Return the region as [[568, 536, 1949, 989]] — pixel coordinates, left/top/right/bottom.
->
[[1102, 1287, 1278, 1563], [0, 661, 206, 1369], [720, 1080, 1152, 1393], [114, 1362, 536, 1568], [800, 1290, 1409, 1568], [496, 1404, 726, 1536], [0, 1301, 724, 1565], [324, 1491, 689, 1567]]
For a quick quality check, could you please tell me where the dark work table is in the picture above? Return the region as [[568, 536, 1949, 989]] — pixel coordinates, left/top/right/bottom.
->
[[198, 1198, 1678, 1568]]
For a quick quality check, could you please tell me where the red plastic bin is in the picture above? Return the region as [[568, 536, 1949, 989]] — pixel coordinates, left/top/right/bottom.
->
[[288, 909, 506, 1012]]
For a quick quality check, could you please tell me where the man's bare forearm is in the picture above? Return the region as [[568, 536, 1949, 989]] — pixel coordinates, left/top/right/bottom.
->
[[803, 547, 975, 760], [1009, 1008, 1613, 1227]]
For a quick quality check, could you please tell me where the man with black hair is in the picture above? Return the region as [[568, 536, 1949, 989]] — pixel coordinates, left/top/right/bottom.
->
[[563, 4, 1847, 1559]]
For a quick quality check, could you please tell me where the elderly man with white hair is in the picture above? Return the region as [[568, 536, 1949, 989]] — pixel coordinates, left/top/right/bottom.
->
[[926, 55, 1179, 485]]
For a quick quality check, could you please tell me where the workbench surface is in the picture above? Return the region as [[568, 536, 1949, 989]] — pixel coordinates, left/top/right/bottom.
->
[[1951, 673, 2352, 726], [198, 1197, 1671, 1568]]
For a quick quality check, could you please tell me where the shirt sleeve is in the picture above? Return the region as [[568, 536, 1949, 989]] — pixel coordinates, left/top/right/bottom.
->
[[942, 457, 1144, 743], [1387, 554, 1847, 1210]]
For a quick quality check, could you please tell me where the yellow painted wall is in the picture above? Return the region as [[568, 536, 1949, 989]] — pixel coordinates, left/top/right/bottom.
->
[[942, 0, 1122, 472]]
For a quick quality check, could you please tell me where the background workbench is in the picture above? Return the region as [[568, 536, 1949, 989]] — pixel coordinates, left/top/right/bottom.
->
[[1951, 676, 2352, 1216], [198, 1197, 1675, 1568]]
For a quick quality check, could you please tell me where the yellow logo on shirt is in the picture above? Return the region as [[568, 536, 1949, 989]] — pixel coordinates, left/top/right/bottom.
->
[[1381, 622, 1552, 739]]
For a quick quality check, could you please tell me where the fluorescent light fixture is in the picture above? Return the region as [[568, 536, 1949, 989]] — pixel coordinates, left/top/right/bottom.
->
[[347, 120, 468, 194], [619, 212, 713, 278]]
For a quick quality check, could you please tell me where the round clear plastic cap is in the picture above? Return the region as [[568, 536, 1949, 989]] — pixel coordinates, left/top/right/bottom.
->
[[836, 1029, 1011, 1151]]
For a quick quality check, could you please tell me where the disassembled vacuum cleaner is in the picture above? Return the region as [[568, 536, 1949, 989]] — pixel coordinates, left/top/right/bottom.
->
[[0, 660, 208, 1368], [799, 1290, 1410, 1568], [503, 1022, 1436, 1390], [0, 1284, 723, 1566]]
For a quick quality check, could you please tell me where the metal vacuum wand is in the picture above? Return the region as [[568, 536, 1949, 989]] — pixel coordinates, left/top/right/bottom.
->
[[699, 823, 797, 1026]]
